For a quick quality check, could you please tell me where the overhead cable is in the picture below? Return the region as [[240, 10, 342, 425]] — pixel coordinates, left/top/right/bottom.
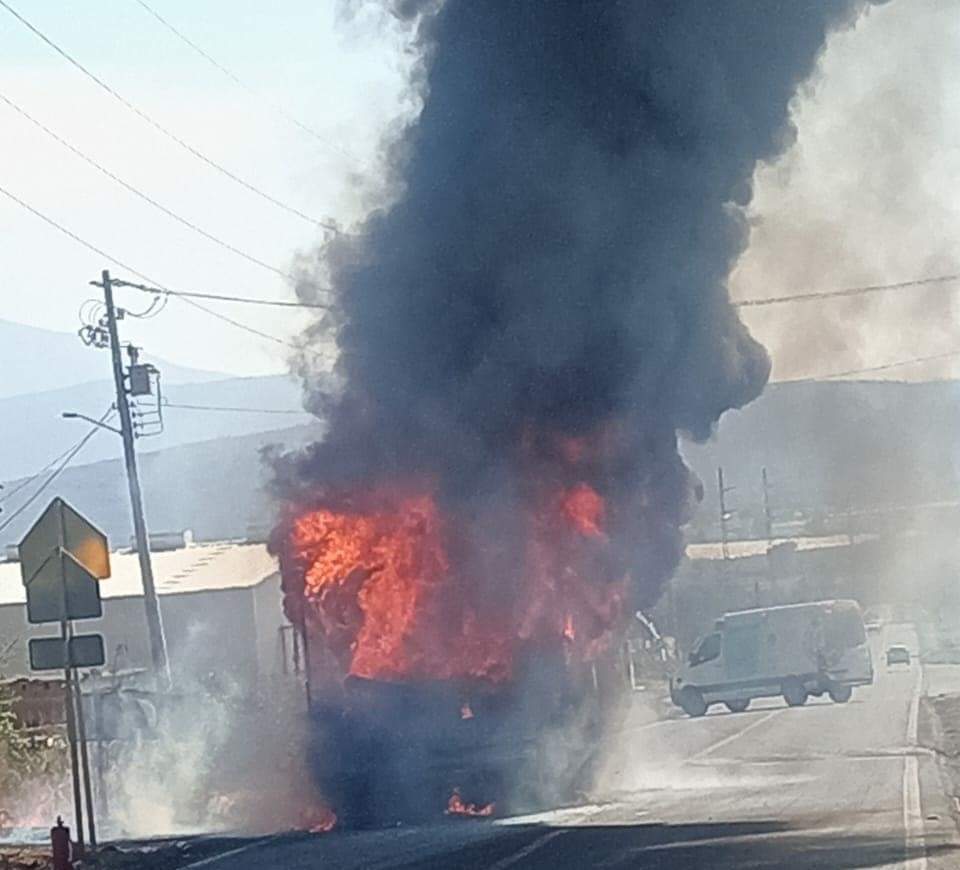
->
[[0, 409, 114, 533], [164, 401, 307, 415], [773, 349, 960, 384], [0, 0, 337, 232], [0, 182, 316, 352], [115, 279, 330, 309], [0, 437, 90, 504], [0, 89, 299, 281], [736, 274, 960, 308], [132, 0, 354, 162]]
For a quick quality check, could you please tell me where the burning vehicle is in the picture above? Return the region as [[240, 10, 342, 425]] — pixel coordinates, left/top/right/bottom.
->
[[266, 0, 857, 828], [275, 475, 648, 825]]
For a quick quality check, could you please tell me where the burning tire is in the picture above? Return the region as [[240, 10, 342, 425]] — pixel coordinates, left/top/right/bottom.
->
[[828, 683, 853, 704], [781, 677, 808, 707], [679, 687, 707, 718]]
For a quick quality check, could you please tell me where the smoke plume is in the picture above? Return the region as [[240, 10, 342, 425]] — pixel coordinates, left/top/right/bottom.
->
[[732, 0, 957, 384], [277, 0, 870, 612]]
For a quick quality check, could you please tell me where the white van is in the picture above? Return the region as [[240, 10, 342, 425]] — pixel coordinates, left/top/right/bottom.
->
[[670, 599, 873, 717]]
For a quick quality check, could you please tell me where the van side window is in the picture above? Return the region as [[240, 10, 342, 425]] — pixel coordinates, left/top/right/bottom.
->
[[692, 631, 722, 666]]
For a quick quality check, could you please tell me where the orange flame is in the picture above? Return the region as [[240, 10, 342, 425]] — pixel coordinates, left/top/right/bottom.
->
[[284, 480, 626, 685], [301, 804, 338, 833], [560, 483, 606, 539], [446, 789, 495, 817]]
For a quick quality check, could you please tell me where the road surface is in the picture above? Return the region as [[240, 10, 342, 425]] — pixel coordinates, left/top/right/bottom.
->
[[189, 624, 960, 869]]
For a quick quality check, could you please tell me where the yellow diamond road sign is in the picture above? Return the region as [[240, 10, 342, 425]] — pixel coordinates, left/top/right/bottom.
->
[[19, 498, 109, 626], [19, 497, 110, 586]]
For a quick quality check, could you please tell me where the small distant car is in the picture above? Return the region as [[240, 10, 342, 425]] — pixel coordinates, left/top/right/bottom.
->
[[886, 645, 911, 667]]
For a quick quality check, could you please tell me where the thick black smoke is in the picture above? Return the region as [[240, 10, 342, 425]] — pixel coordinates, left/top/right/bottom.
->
[[277, 0, 869, 607]]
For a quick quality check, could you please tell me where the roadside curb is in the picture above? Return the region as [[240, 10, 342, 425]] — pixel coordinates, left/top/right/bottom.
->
[[920, 693, 960, 837]]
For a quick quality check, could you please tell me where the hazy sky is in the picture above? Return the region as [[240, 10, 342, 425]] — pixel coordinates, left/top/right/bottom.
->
[[732, 0, 960, 383], [0, 0, 411, 377], [1, 0, 956, 382]]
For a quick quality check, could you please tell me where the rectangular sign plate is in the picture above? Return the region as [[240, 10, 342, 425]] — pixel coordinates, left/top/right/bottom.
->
[[29, 634, 105, 671], [25, 549, 102, 625]]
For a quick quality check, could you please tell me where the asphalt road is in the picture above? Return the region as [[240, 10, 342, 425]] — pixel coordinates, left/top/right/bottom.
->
[[191, 624, 960, 869]]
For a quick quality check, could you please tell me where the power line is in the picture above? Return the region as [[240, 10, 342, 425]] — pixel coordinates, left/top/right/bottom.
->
[[0, 182, 319, 352], [736, 274, 960, 308], [0, 0, 337, 233], [164, 401, 307, 415], [0, 89, 298, 282], [0, 409, 114, 534], [114, 279, 330, 310], [165, 292, 304, 347], [132, 0, 354, 163], [0, 436, 91, 504], [773, 349, 960, 384]]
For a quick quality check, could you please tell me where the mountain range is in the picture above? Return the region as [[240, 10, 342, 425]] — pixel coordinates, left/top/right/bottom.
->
[[0, 318, 227, 398], [1, 376, 956, 553]]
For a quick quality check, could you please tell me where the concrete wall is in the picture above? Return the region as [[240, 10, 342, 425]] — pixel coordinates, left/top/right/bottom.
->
[[251, 573, 290, 680], [0, 577, 292, 690]]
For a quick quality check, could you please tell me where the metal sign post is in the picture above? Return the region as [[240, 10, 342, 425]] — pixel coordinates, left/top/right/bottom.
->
[[19, 498, 110, 853]]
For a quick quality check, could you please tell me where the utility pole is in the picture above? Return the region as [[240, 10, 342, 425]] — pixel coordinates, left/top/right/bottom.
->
[[759, 467, 774, 608], [99, 270, 171, 689], [717, 467, 733, 562], [761, 467, 773, 547]]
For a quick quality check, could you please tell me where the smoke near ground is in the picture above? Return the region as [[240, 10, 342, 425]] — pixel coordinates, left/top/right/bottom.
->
[[103, 681, 321, 839]]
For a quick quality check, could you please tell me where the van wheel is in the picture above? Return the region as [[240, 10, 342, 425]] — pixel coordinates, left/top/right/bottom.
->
[[679, 687, 707, 718], [828, 683, 852, 704], [782, 678, 808, 707], [724, 699, 750, 714]]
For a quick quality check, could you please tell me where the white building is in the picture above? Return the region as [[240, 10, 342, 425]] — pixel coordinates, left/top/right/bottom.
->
[[0, 541, 296, 688]]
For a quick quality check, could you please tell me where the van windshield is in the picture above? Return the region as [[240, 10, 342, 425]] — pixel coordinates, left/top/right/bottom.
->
[[824, 605, 867, 650], [690, 632, 722, 666]]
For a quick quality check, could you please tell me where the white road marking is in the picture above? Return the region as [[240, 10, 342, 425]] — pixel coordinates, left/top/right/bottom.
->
[[903, 663, 927, 870], [489, 804, 612, 869], [488, 829, 567, 869], [180, 835, 283, 868], [688, 709, 781, 761]]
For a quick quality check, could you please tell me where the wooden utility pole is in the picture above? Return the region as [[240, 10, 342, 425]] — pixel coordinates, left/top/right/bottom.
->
[[100, 270, 171, 688]]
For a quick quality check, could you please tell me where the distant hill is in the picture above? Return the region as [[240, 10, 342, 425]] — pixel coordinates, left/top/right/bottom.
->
[[681, 379, 960, 536], [0, 318, 227, 398], [0, 423, 324, 548], [0, 374, 313, 480], [1, 379, 955, 552]]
